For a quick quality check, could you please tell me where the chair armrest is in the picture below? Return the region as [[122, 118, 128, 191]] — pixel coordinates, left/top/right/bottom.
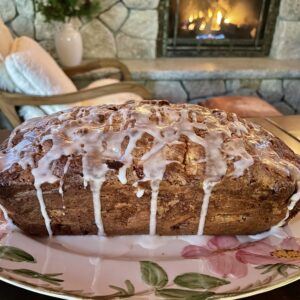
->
[[0, 82, 151, 127], [63, 59, 132, 81], [0, 82, 151, 106]]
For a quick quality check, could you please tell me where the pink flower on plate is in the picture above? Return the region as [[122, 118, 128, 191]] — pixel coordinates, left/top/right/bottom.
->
[[182, 236, 248, 278], [236, 237, 300, 265]]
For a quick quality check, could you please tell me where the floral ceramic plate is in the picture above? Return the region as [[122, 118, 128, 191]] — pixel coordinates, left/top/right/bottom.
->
[[0, 215, 300, 300]]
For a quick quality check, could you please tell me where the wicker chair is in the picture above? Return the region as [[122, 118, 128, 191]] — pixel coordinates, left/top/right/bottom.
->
[[0, 58, 152, 127]]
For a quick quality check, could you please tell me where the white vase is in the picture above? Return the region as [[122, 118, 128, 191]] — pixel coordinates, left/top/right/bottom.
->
[[55, 22, 83, 67]]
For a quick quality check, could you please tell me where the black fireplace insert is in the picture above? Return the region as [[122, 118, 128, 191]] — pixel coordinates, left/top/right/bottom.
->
[[157, 0, 281, 57]]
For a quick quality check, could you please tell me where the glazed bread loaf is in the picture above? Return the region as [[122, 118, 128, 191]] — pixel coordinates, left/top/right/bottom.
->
[[0, 100, 299, 236]]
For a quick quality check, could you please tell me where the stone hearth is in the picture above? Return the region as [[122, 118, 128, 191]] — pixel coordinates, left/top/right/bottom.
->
[[125, 57, 300, 114]]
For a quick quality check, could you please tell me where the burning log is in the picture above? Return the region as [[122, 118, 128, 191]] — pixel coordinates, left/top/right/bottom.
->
[[220, 22, 254, 39]]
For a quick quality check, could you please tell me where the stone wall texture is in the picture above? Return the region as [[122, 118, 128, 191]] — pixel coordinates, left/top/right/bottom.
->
[[2, 0, 159, 59], [271, 0, 300, 59], [2, 0, 299, 60], [2, 0, 34, 37]]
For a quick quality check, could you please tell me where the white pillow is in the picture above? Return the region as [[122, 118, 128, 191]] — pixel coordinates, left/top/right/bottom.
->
[[0, 63, 21, 93], [0, 19, 13, 61], [19, 105, 46, 120], [5, 37, 76, 95], [20, 78, 143, 120], [4, 37, 77, 115], [75, 78, 142, 107], [3, 37, 142, 121], [40, 79, 142, 118]]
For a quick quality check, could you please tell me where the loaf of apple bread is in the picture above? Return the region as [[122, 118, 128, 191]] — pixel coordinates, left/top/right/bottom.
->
[[0, 100, 299, 236]]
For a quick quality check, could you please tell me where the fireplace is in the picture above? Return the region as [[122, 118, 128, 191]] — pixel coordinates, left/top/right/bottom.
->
[[158, 0, 281, 57]]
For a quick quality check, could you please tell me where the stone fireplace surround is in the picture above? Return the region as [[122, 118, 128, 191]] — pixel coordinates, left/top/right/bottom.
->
[[2, 0, 300, 114]]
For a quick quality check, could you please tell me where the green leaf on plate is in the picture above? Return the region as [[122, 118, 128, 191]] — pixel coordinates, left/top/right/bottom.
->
[[174, 273, 230, 289], [11, 269, 63, 285], [255, 264, 273, 269], [255, 263, 300, 277], [277, 264, 288, 277], [109, 280, 135, 297], [156, 288, 215, 299], [109, 285, 127, 295], [125, 280, 135, 295], [0, 246, 35, 263], [140, 261, 168, 288]]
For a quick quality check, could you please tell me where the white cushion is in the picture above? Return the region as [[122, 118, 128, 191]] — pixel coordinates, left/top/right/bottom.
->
[[19, 105, 46, 120], [5, 37, 76, 95], [2, 37, 143, 121], [0, 63, 21, 93], [4, 36, 77, 115], [75, 78, 142, 107], [0, 19, 13, 61], [20, 78, 143, 120]]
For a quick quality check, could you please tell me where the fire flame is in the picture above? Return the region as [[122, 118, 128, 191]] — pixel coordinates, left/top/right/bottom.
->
[[198, 11, 204, 18], [216, 10, 223, 25], [188, 23, 195, 31], [184, 8, 224, 31], [188, 8, 224, 32], [182, 1, 258, 35], [199, 22, 206, 31]]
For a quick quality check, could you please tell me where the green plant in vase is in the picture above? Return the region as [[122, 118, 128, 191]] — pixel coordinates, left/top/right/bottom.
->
[[35, 0, 101, 67]]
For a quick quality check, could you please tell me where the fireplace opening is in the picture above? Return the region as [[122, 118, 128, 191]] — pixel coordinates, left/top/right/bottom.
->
[[158, 0, 280, 57]]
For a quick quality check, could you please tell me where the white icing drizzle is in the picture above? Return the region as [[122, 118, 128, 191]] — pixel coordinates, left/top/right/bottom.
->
[[0, 204, 14, 229], [197, 132, 228, 235], [0, 101, 299, 237], [35, 183, 52, 236], [117, 130, 143, 185], [273, 181, 300, 229], [198, 180, 217, 235], [59, 157, 71, 197], [90, 172, 108, 236], [288, 181, 300, 211], [142, 150, 170, 235], [231, 113, 248, 136], [224, 139, 254, 178], [136, 187, 145, 198]]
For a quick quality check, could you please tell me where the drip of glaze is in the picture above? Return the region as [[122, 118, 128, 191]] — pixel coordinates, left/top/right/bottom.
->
[[0, 204, 15, 229], [117, 131, 143, 185], [198, 180, 218, 235], [142, 150, 170, 235], [149, 180, 160, 235], [224, 139, 254, 178], [136, 187, 145, 198], [58, 157, 71, 197], [82, 160, 108, 236], [90, 177, 107, 236], [231, 113, 248, 136], [35, 183, 52, 236], [288, 181, 300, 211], [197, 132, 228, 235], [274, 181, 300, 228]]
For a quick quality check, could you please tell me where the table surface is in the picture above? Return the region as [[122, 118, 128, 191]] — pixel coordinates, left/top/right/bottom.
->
[[0, 115, 300, 299]]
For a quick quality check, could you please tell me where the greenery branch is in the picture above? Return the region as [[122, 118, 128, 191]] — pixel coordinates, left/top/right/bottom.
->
[[35, 0, 101, 23]]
